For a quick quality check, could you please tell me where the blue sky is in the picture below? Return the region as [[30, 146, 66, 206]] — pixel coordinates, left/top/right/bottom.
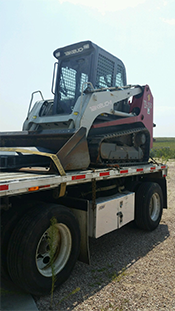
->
[[0, 0, 175, 136]]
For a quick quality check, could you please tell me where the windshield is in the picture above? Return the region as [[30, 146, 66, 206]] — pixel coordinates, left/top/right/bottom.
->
[[53, 55, 91, 114]]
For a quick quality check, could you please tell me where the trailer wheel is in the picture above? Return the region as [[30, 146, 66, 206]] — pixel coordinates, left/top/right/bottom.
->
[[135, 182, 163, 231], [7, 203, 80, 295], [1, 203, 34, 281]]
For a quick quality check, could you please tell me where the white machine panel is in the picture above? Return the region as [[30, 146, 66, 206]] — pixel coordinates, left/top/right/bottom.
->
[[89, 191, 135, 238]]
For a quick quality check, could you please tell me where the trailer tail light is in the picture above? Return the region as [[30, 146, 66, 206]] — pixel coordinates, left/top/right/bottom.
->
[[150, 166, 156, 170], [28, 186, 39, 192], [28, 185, 51, 192]]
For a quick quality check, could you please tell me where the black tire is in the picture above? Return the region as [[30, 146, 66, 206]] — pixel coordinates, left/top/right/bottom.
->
[[135, 182, 163, 231], [1, 202, 34, 281], [7, 203, 80, 295]]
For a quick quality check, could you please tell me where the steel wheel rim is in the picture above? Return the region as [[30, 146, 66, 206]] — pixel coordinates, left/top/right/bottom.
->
[[149, 193, 160, 222], [36, 223, 72, 277]]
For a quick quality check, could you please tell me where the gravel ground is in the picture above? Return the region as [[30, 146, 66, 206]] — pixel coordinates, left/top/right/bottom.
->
[[34, 161, 175, 311]]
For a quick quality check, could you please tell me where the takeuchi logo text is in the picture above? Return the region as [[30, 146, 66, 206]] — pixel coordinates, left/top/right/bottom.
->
[[90, 100, 113, 112], [64, 47, 84, 56]]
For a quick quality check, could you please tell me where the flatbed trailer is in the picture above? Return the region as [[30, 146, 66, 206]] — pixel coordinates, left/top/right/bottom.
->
[[0, 161, 167, 296]]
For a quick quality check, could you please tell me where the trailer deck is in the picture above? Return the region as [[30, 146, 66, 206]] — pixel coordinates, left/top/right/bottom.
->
[[0, 162, 167, 198]]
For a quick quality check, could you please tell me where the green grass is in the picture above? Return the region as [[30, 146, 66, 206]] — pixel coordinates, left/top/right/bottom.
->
[[152, 137, 175, 150], [150, 137, 175, 160]]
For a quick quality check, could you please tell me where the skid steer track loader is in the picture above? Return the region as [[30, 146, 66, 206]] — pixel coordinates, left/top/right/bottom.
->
[[0, 41, 154, 172]]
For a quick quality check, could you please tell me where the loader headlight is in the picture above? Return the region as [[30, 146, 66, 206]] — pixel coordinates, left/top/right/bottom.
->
[[55, 51, 60, 58], [83, 44, 90, 49]]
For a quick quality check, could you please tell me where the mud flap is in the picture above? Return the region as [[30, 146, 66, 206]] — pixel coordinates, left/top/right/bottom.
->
[[58, 196, 90, 264]]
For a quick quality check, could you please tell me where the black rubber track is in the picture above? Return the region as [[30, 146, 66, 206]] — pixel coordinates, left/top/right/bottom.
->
[[88, 127, 150, 166]]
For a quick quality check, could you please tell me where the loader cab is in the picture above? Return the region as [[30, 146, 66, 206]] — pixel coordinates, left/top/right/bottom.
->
[[53, 41, 127, 115]]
